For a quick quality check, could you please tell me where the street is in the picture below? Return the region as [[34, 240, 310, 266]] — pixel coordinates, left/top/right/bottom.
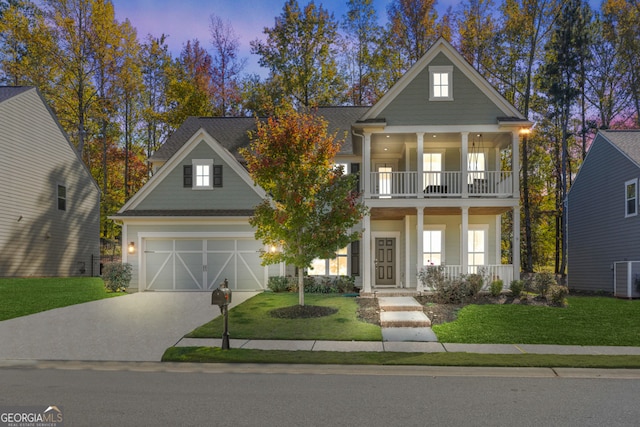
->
[[1, 362, 640, 426]]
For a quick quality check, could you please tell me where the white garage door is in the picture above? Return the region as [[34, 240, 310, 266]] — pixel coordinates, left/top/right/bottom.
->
[[143, 238, 266, 291]]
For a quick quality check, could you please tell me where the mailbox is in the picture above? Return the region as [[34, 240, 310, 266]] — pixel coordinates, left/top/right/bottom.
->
[[211, 278, 232, 306]]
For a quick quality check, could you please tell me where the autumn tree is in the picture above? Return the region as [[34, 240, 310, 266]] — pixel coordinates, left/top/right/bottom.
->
[[251, 0, 345, 108], [240, 109, 367, 307], [209, 14, 245, 116], [454, 0, 497, 77]]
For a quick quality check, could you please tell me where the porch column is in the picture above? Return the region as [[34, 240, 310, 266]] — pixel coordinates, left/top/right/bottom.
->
[[363, 132, 372, 199], [362, 213, 372, 293], [416, 207, 424, 282], [461, 206, 469, 274], [416, 132, 424, 198], [512, 205, 521, 281], [495, 215, 502, 265], [512, 131, 520, 198], [461, 132, 469, 197]]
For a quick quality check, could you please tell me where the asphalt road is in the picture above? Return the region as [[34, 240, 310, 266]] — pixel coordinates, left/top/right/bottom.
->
[[2, 362, 640, 426]]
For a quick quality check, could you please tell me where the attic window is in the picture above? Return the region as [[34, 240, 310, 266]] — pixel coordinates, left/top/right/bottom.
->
[[429, 66, 453, 101], [190, 159, 214, 189]]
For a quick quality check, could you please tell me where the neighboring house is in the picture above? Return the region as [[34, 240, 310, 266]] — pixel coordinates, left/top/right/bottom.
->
[[0, 86, 100, 277], [567, 130, 640, 297], [113, 38, 530, 293]]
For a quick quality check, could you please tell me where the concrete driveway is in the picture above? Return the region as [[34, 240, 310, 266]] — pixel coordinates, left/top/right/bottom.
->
[[0, 291, 257, 362]]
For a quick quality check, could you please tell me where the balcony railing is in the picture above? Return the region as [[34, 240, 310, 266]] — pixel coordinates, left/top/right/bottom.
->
[[370, 171, 513, 198]]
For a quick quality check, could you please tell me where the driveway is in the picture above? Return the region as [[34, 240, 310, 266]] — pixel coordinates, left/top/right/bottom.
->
[[0, 291, 257, 362]]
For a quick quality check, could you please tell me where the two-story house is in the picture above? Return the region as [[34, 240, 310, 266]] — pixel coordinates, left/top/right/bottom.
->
[[113, 38, 530, 293]]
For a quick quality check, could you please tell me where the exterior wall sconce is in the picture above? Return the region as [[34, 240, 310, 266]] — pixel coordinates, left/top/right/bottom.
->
[[128, 242, 135, 254]]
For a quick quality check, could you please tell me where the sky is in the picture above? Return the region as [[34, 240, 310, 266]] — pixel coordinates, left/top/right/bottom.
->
[[110, 0, 603, 76], [109, 0, 459, 75]]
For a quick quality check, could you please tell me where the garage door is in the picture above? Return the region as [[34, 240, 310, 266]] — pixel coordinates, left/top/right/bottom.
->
[[143, 238, 265, 291]]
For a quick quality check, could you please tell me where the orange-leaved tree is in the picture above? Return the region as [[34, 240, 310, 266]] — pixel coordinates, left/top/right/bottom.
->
[[241, 108, 368, 307]]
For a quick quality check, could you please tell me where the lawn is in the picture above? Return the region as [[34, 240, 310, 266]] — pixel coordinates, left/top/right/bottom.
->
[[187, 292, 382, 341], [432, 296, 640, 346], [0, 277, 121, 321]]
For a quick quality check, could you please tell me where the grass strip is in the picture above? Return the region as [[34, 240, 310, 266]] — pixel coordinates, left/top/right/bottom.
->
[[0, 277, 121, 321], [163, 346, 640, 369]]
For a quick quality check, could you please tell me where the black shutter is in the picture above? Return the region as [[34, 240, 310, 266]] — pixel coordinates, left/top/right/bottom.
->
[[213, 165, 223, 187], [351, 240, 360, 276], [183, 165, 193, 187], [350, 163, 360, 192]]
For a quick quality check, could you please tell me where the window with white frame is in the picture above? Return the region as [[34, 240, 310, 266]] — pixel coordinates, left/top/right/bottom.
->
[[308, 246, 349, 276], [423, 153, 442, 187], [468, 226, 488, 270], [57, 184, 66, 211], [429, 66, 453, 101], [378, 165, 392, 198], [188, 159, 214, 189], [423, 227, 445, 266], [626, 178, 637, 217], [467, 152, 486, 184]]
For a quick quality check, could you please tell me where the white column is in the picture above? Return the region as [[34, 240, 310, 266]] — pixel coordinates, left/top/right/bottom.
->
[[404, 216, 411, 288], [461, 132, 469, 197], [495, 215, 502, 265], [362, 214, 372, 293], [416, 208, 424, 285], [461, 206, 469, 274], [512, 206, 521, 281], [416, 132, 424, 198], [363, 132, 372, 199], [512, 131, 520, 198]]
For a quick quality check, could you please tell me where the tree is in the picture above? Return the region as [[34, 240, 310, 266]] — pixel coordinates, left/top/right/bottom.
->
[[209, 14, 245, 116], [386, 0, 440, 68], [240, 108, 368, 306], [454, 0, 497, 77], [250, 0, 345, 108]]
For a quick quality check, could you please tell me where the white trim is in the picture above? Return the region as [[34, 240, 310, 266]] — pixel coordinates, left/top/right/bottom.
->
[[192, 159, 213, 190], [118, 128, 266, 212], [429, 65, 453, 101], [423, 225, 446, 266], [371, 231, 401, 287], [625, 178, 638, 218]]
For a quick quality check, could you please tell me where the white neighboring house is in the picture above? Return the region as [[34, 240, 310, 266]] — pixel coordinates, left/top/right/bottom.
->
[[113, 38, 531, 292], [0, 86, 100, 277]]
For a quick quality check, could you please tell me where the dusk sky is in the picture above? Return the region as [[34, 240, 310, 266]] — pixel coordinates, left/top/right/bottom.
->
[[110, 0, 604, 76]]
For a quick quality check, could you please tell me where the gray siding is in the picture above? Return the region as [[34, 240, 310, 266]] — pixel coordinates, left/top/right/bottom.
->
[[136, 139, 263, 210], [0, 88, 100, 277], [378, 53, 506, 126], [568, 135, 640, 292]]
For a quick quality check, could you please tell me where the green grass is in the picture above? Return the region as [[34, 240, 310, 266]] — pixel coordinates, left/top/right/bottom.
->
[[162, 346, 640, 368], [433, 296, 640, 346], [187, 292, 382, 341], [0, 277, 121, 321]]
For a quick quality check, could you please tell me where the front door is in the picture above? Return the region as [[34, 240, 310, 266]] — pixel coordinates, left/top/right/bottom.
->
[[375, 238, 396, 286]]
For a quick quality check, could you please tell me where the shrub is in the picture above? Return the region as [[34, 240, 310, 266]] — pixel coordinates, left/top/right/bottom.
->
[[549, 284, 569, 306], [418, 265, 447, 290], [490, 279, 503, 297], [466, 273, 484, 297], [510, 279, 524, 298], [433, 277, 469, 303], [102, 262, 132, 292], [533, 272, 557, 297], [267, 276, 293, 292]]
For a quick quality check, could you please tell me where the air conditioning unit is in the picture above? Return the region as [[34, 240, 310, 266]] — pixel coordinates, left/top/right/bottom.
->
[[613, 261, 640, 299]]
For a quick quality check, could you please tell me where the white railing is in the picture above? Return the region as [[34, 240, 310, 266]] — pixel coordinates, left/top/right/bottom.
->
[[370, 171, 513, 198], [418, 264, 513, 291]]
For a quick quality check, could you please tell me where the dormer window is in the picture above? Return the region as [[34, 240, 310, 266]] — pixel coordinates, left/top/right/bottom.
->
[[429, 66, 453, 101]]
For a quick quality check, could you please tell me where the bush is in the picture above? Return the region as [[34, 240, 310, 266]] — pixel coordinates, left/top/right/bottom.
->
[[267, 276, 294, 292], [549, 284, 569, 306], [533, 272, 557, 297], [466, 273, 484, 297], [490, 279, 503, 297], [268, 275, 355, 294], [418, 265, 447, 290], [102, 262, 132, 292], [510, 279, 524, 298]]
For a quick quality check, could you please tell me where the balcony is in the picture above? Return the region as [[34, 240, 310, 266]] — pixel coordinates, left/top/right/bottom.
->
[[370, 171, 514, 198]]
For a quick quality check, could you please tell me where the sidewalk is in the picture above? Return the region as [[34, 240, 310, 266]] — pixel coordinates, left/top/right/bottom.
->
[[174, 338, 640, 355]]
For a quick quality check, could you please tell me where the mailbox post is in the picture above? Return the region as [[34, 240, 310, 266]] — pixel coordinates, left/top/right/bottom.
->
[[211, 278, 232, 350]]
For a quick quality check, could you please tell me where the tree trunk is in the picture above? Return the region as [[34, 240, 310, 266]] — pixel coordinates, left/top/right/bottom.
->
[[298, 271, 304, 306]]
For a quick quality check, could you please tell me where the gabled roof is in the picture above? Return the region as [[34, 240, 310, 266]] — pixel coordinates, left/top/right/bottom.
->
[[599, 129, 640, 166], [150, 106, 370, 164], [0, 86, 32, 103], [359, 37, 527, 122]]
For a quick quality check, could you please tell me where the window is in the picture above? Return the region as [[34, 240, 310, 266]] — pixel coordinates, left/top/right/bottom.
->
[[378, 165, 392, 198], [468, 152, 486, 184], [468, 226, 488, 271], [57, 184, 66, 211], [626, 179, 637, 217], [185, 160, 219, 189], [423, 153, 443, 187], [309, 246, 348, 276], [423, 227, 445, 266], [429, 66, 453, 101]]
